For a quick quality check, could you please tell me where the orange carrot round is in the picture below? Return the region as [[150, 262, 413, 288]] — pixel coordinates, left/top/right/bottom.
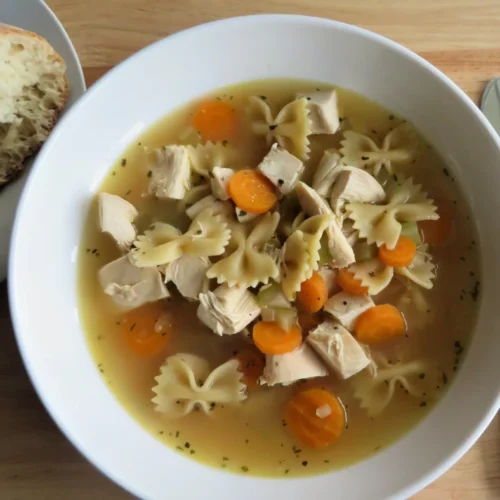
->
[[228, 169, 277, 214], [192, 100, 239, 142], [284, 388, 346, 449], [252, 321, 302, 355], [337, 268, 368, 295], [297, 272, 329, 313], [119, 302, 172, 357], [234, 349, 265, 388], [298, 313, 321, 335], [354, 304, 406, 345], [378, 236, 417, 267], [418, 198, 455, 246]]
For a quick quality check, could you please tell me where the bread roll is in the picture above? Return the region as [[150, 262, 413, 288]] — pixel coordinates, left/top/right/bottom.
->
[[0, 24, 69, 185]]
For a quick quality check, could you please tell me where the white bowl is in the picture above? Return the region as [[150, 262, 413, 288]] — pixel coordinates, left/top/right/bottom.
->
[[0, 0, 86, 281], [8, 14, 500, 500]]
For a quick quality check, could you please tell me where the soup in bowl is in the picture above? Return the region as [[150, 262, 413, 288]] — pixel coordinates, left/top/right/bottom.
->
[[9, 15, 500, 500]]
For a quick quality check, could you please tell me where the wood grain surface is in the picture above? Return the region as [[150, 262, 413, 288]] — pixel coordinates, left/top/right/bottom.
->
[[1, 0, 499, 498]]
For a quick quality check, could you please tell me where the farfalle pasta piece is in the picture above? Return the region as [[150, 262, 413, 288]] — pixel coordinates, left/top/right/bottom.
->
[[152, 354, 247, 417], [281, 214, 332, 300], [395, 243, 436, 289], [206, 212, 280, 287], [247, 96, 312, 160], [346, 176, 438, 250], [187, 141, 237, 177], [349, 258, 394, 295], [281, 230, 310, 301], [351, 352, 438, 417], [132, 208, 230, 267], [177, 184, 211, 213], [340, 123, 418, 176]]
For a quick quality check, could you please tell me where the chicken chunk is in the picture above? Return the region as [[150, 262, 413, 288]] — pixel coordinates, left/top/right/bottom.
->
[[98, 192, 138, 251], [235, 207, 259, 223], [317, 266, 338, 297], [163, 256, 209, 300], [148, 145, 191, 200], [324, 291, 374, 330], [329, 169, 385, 215], [197, 284, 261, 336], [342, 219, 359, 247], [295, 181, 355, 268], [259, 344, 328, 386], [297, 90, 340, 135], [210, 166, 234, 201], [99, 255, 169, 309], [312, 149, 343, 197], [257, 144, 304, 195], [307, 320, 370, 379]]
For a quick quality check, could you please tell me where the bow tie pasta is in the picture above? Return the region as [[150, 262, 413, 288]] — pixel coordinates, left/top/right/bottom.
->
[[247, 96, 312, 160], [152, 354, 247, 417]]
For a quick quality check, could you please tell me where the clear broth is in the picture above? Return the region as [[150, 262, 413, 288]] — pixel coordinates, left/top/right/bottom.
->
[[78, 80, 480, 477]]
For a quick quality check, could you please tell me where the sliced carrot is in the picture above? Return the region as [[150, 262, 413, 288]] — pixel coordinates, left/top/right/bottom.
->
[[378, 236, 417, 267], [284, 388, 346, 449], [418, 198, 455, 246], [252, 321, 302, 355], [337, 268, 368, 295], [297, 272, 329, 313], [298, 313, 321, 335], [234, 348, 265, 388], [354, 304, 406, 345], [192, 100, 239, 142], [228, 169, 277, 214], [119, 302, 172, 357]]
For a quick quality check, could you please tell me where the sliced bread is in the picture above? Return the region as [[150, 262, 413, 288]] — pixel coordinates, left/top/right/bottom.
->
[[0, 24, 69, 186]]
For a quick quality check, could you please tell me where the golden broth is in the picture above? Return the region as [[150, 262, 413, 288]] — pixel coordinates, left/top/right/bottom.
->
[[78, 80, 480, 477]]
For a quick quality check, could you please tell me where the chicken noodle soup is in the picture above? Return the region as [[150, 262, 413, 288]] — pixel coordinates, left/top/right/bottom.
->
[[78, 80, 480, 477]]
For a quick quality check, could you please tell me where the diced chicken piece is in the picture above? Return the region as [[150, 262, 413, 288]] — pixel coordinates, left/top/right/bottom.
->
[[342, 219, 359, 247], [324, 291, 374, 330], [163, 256, 209, 300], [186, 195, 233, 220], [312, 149, 343, 197], [235, 206, 259, 223], [210, 166, 234, 201], [327, 221, 356, 269], [257, 144, 304, 195], [330, 169, 385, 215], [197, 284, 261, 336], [295, 181, 355, 268], [259, 344, 328, 386], [148, 145, 191, 200], [295, 180, 331, 216], [297, 90, 340, 135], [317, 266, 338, 297], [98, 193, 138, 251], [307, 320, 370, 379], [99, 255, 169, 309]]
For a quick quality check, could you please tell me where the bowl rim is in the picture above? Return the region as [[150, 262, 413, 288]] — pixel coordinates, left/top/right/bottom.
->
[[8, 13, 500, 500]]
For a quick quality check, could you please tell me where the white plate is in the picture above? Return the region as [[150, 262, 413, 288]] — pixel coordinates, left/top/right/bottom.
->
[[9, 14, 500, 500], [0, 0, 86, 281]]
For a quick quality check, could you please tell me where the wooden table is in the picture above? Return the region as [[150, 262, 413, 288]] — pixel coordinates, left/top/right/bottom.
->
[[1, 1, 500, 498]]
